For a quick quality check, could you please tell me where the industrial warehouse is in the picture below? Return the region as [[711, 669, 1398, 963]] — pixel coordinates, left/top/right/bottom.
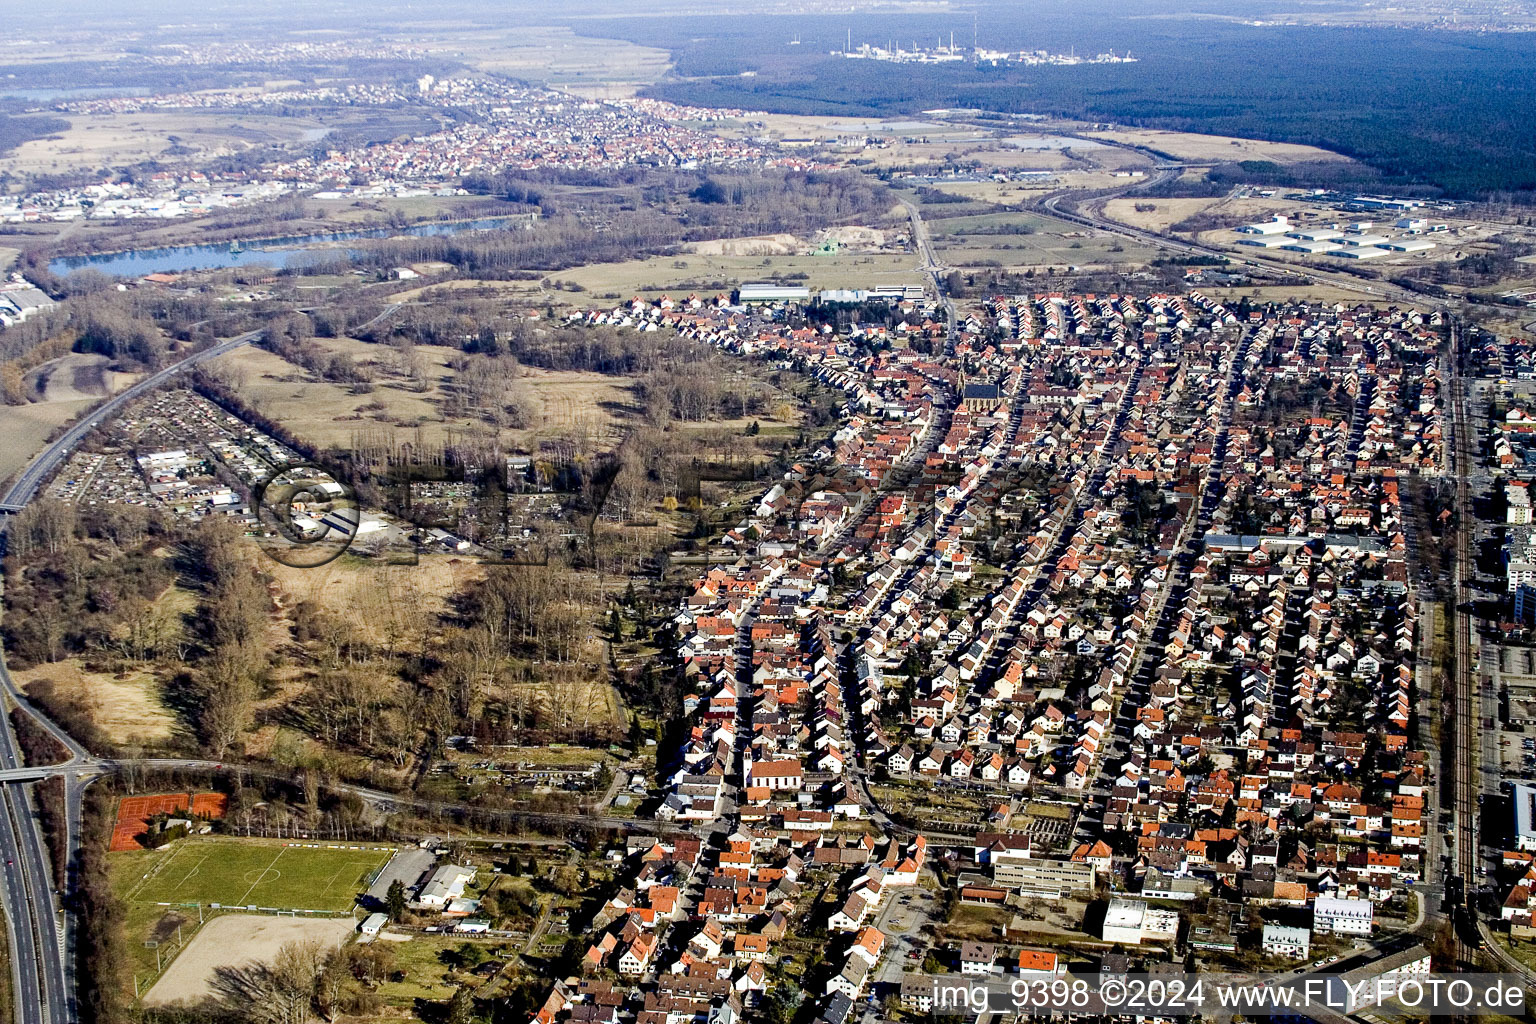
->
[[1231, 214, 1438, 260]]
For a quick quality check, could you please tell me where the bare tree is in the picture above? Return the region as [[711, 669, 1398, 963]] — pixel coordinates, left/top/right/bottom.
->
[[213, 937, 337, 1024], [198, 654, 257, 757]]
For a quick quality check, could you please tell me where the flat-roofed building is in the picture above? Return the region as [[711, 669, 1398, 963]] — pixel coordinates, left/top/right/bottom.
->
[[1102, 897, 1181, 944], [138, 449, 193, 473], [1103, 898, 1144, 944], [1313, 896, 1373, 936], [738, 283, 811, 304], [1262, 924, 1310, 959], [1514, 783, 1536, 852], [1511, 481, 1533, 525], [1330, 946, 1431, 1012], [992, 857, 1094, 897], [1287, 228, 1344, 241], [1234, 217, 1289, 235], [1282, 240, 1344, 255]]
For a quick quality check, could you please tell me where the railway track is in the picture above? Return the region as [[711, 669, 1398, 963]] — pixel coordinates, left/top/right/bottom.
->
[[1449, 315, 1482, 969]]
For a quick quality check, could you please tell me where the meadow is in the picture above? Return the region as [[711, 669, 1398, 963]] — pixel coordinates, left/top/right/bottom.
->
[[547, 249, 925, 299], [925, 208, 1162, 270], [209, 336, 635, 453]]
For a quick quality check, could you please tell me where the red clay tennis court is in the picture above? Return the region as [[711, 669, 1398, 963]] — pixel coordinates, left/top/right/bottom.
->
[[110, 792, 229, 852]]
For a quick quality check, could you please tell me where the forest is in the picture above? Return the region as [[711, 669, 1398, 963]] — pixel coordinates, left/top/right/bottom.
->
[[566, 11, 1536, 197], [0, 111, 67, 159], [2, 497, 628, 774], [356, 167, 893, 279]]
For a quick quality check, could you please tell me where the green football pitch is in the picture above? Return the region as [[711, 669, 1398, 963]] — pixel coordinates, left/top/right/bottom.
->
[[127, 841, 394, 912]]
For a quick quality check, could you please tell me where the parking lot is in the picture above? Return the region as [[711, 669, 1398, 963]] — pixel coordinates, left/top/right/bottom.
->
[[1493, 646, 1536, 782], [872, 881, 940, 994]]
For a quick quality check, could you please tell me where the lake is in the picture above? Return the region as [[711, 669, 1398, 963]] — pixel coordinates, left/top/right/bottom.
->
[[49, 216, 527, 278]]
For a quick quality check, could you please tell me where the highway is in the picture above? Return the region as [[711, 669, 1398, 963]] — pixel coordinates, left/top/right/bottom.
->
[[0, 178, 1469, 1024], [0, 319, 284, 1024], [0, 792, 48, 1024], [899, 125, 1433, 316], [0, 329, 260, 512], [1, 302, 403, 513], [0, 651, 91, 1024], [0, 302, 399, 1024], [0, 675, 66, 1024]]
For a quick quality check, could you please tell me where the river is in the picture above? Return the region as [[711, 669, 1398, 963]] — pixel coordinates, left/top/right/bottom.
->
[[48, 216, 527, 278]]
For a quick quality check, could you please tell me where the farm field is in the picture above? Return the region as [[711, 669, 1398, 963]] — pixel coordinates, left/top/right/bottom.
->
[[263, 553, 479, 648], [918, 181, 1060, 206], [713, 111, 1156, 172], [1100, 196, 1225, 233], [23, 352, 138, 403], [714, 112, 982, 145], [126, 839, 393, 912], [856, 137, 1078, 170], [304, 194, 528, 227], [0, 110, 329, 178], [453, 25, 672, 86], [14, 569, 196, 747], [141, 914, 357, 1007], [0, 397, 98, 490], [15, 659, 178, 746]]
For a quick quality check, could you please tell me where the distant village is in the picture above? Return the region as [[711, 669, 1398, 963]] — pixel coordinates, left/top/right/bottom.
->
[[2, 81, 778, 225]]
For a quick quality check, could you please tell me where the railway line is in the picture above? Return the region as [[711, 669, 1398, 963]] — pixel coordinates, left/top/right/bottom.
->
[[1449, 315, 1483, 970]]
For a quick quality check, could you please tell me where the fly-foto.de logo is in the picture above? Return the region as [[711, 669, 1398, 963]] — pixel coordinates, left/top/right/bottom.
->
[[251, 462, 361, 568]]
